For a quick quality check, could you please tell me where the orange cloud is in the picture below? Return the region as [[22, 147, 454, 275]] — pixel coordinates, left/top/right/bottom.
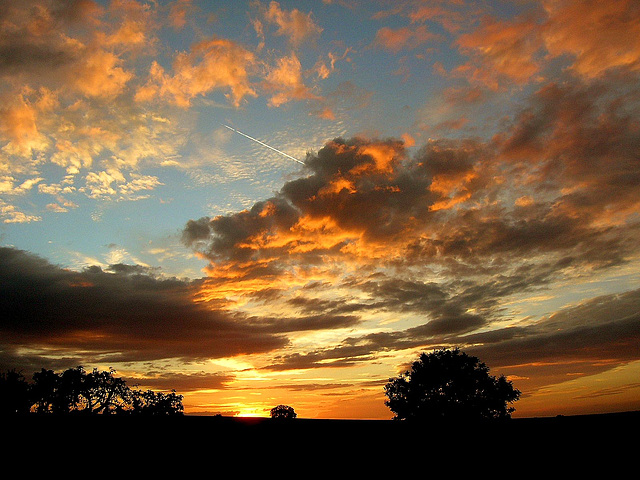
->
[[263, 1, 323, 46], [264, 53, 319, 107], [542, 0, 640, 78], [428, 171, 477, 212], [453, 0, 640, 89], [356, 143, 400, 174], [456, 14, 544, 88], [374, 25, 441, 52], [168, 0, 194, 30], [401, 133, 415, 147], [0, 95, 49, 157], [99, 0, 157, 49], [72, 48, 133, 98], [407, 2, 466, 33], [135, 37, 257, 107]]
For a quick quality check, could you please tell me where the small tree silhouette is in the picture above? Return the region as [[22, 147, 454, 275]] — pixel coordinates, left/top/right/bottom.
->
[[270, 404, 297, 420], [384, 348, 520, 422]]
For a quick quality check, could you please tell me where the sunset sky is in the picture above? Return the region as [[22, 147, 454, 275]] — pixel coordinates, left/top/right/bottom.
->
[[2, 0, 640, 419]]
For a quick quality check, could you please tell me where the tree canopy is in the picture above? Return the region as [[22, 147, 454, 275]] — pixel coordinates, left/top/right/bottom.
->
[[0, 366, 183, 416], [270, 404, 297, 420], [384, 348, 520, 422]]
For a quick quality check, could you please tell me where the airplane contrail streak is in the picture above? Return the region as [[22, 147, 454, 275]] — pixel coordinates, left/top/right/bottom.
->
[[222, 123, 305, 165]]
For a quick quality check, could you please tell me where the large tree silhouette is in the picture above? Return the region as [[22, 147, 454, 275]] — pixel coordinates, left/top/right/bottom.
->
[[384, 348, 520, 422]]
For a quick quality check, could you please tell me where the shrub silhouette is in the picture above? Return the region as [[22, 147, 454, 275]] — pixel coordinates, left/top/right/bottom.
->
[[0, 366, 183, 416], [270, 404, 297, 420], [384, 348, 520, 422]]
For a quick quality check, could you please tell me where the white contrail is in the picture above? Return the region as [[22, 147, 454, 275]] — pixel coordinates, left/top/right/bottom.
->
[[221, 123, 305, 165]]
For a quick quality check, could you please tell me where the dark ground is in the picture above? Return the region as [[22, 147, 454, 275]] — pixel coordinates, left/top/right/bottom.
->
[[4, 411, 636, 472]]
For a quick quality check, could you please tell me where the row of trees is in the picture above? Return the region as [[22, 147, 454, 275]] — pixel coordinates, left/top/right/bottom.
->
[[2, 348, 520, 421], [0, 366, 183, 416], [268, 348, 521, 422]]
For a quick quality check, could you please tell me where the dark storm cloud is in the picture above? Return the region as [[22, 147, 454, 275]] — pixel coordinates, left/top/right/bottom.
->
[[183, 196, 300, 263], [0, 247, 370, 372], [0, 247, 291, 370]]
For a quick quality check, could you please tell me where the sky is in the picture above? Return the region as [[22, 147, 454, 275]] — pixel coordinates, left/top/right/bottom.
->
[[1, 0, 640, 419]]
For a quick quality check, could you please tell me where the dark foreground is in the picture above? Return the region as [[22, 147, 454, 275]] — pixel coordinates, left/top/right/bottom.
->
[[4, 411, 637, 471]]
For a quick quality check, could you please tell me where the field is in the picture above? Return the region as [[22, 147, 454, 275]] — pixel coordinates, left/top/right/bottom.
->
[[8, 410, 637, 455], [4, 412, 635, 475]]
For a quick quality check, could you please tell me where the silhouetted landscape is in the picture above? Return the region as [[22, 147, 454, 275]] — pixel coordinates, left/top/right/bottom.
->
[[5, 403, 637, 471], [8, 410, 639, 445], [4, 351, 638, 457]]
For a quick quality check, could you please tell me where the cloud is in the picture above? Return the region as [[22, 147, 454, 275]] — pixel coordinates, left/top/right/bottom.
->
[[168, 0, 195, 31], [185, 98, 639, 277], [71, 48, 133, 99], [463, 288, 640, 391], [407, 1, 467, 33], [0, 199, 42, 224], [373, 25, 441, 53], [125, 370, 235, 393], [455, 12, 545, 88], [2, 0, 640, 415], [0, 0, 137, 99], [542, 0, 640, 78], [261, 1, 323, 47], [0, 0, 333, 214], [0, 247, 370, 372], [264, 287, 640, 380], [0, 94, 50, 159], [263, 53, 320, 107], [81, 170, 163, 200], [0, 247, 289, 370], [495, 74, 640, 227], [451, 0, 640, 89], [181, 63, 640, 378], [0, 0, 184, 205], [135, 37, 258, 108], [0, 0, 97, 77]]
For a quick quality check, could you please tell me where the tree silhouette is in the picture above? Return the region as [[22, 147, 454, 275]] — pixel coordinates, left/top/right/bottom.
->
[[0, 366, 183, 416], [384, 348, 520, 422], [270, 404, 297, 420], [0, 370, 31, 415], [31, 368, 60, 414], [130, 389, 184, 415], [30, 367, 132, 414]]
